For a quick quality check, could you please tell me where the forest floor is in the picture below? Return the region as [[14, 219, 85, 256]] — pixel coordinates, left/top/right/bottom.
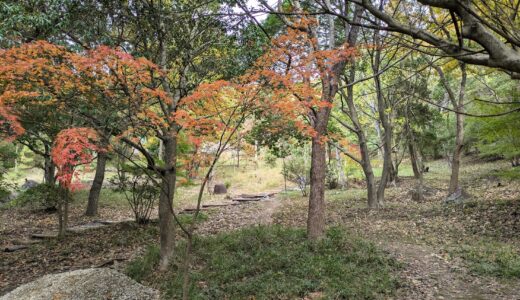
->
[[1, 158, 520, 299], [273, 158, 520, 299]]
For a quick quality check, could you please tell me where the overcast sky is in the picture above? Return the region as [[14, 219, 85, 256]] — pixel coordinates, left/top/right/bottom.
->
[[243, 0, 278, 21]]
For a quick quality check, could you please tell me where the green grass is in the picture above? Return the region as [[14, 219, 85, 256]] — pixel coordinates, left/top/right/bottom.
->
[[372, 164, 414, 178], [127, 245, 161, 282], [325, 189, 367, 203], [493, 168, 520, 181], [449, 240, 520, 279], [73, 188, 128, 208], [128, 225, 400, 299]]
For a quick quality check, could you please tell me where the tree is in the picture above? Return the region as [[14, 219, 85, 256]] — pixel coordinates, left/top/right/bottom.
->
[[71, 0, 248, 268], [249, 6, 357, 239], [51, 127, 101, 237], [433, 62, 468, 197], [319, 0, 520, 77], [467, 77, 520, 166], [0, 41, 82, 186]]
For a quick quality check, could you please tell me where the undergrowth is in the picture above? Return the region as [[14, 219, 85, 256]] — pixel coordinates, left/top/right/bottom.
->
[[127, 225, 400, 299]]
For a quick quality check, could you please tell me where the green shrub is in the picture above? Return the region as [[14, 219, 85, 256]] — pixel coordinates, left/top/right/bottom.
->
[[224, 181, 231, 190], [141, 225, 400, 299], [0, 182, 12, 201], [15, 183, 62, 210], [110, 166, 159, 224], [264, 152, 278, 168], [282, 151, 310, 196]]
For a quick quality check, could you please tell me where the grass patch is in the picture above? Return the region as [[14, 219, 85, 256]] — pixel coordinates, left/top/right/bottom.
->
[[493, 168, 520, 181], [326, 189, 367, 203], [73, 188, 127, 208], [127, 245, 161, 282], [130, 225, 400, 299], [450, 240, 520, 279], [176, 212, 209, 226]]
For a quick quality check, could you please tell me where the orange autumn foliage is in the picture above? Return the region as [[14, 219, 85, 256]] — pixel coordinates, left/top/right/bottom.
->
[[51, 128, 102, 190], [243, 17, 357, 140]]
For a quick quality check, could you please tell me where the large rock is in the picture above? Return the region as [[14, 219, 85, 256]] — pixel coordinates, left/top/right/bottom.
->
[[213, 183, 227, 194], [0, 268, 159, 300], [21, 179, 38, 190]]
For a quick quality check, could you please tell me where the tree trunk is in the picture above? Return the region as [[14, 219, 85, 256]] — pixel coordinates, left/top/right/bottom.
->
[[409, 138, 425, 201], [364, 161, 378, 209], [57, 188, 69, 238], [435, 63, 467, 195], [282, 156, 287, 192], [449, 103, 465, 194], [369, 3, 393, 206], [343, 63, 378, 208], [374, 53, 392, 207], [236, 133, 240, 168], [409, 142, 421, 180], [158, 136, 177, 271], [335, 148, 346, 188], [43, 155, 56, 186], [308, 134, 327, 240], [449, 63, 466, 195], [369, 102, 385, 160], [85, 151, 108, 216]]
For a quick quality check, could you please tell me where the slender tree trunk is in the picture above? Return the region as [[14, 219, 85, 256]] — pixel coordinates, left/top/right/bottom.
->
[[85, 151, 108, 216], [374, 51, 392, 207], [335, 148, 346, 188], [57, 187, 69, 238], [236, 133, 240, 168], [435, 63, 467, 195], [449, 63, 467, 195], [158, 135, 177, 271], [449, 102, 465, 194], [282, 156, 287, 192], [343, 61, 378, 208], [254, 140, 259, 168], [409, 137, 425, 201], [363, 161, 378, 208], [369, 102, 385, 160], [409, 142, 421, 180]]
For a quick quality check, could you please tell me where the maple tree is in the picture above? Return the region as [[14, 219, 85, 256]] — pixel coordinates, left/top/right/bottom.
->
[[247, 14, 357, 239], [0, 41, 81, 185], [51, 127, 102, 237]]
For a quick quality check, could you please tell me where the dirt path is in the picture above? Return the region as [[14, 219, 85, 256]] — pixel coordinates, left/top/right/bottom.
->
[[196, 197, 282, 235], [383, 242, 518, 300]]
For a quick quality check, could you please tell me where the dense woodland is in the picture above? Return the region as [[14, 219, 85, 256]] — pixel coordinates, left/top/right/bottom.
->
[[1, 0, 520, 299]]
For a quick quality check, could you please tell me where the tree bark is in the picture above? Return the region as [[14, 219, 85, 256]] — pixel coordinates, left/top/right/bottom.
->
[[409, 135, 425, 201], [363, 160, 378, 208], [307, 58, 335, 237], [308, 130, 328, 240], [158, 135, 177, 271], [85, 151, 108, 216], [236, 133, 241, 168], [57, 188, 69, 238], [335, 148, 347, 188], [449, 90, 466, 194], [342, 53, 378, 207], [409, 142, 422, 180], [435, 63, 467, 195], [43, 155, 56, 186], [373, 47, 392, 207]]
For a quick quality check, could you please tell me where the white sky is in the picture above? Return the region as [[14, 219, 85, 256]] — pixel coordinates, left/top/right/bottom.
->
[[242, 0, 279, 21]]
